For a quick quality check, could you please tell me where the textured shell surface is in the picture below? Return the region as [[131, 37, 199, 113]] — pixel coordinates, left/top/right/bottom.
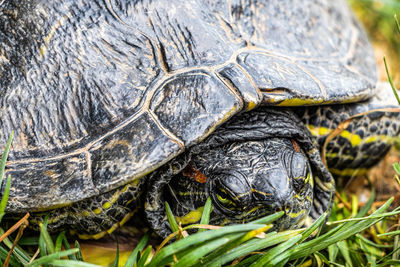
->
[[0, 0, 376, 210]]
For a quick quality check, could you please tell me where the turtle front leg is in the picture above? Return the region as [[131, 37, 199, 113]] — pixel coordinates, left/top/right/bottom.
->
[[298, 82, 400, 181]]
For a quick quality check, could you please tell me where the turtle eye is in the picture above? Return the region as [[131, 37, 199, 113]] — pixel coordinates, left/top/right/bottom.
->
[[213, 184, 239, 213], [216, 187, 236, 206]]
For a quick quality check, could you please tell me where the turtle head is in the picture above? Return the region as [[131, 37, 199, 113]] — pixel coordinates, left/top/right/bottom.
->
[[209, 144, 313, 222], [145, 108, 333, 237], [166, 138, 313, 229], [146, 137, 315, 237]]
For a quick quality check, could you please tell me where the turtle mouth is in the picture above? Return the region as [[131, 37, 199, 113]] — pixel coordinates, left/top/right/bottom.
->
[[208, 197, 312, 230]]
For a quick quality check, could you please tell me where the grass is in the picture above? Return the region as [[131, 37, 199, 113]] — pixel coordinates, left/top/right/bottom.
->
[[1, 138, 400, 266], [1, 1, 400, 266]]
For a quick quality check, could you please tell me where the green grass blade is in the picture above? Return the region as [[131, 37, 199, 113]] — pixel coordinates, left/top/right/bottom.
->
[[198, 197, 212, 233], [376, 260, 400, 267], [17, 236, 40, 246], [0, 232, 29, 265], [62, 236, 77, 260], [55, 231, 66, 252], [393, 162, 400, 175], [39, 232, 47, 258], [378, 229, 400, 237], [112, 236, 119, 267], [74, 241, 83, 261], [137, 245, 152, 267], [0, 132, 13, 185], [165, 201, 179, 233], [197, 224, 272, 266], [124, 231, 150, 267], [147, 224, 268, 267], [48, 259, 101, 267], [288, 197, 393, 260], [0, 174, 11, 222], [314, 251, 330, 265], [26, 248, 80, 267], [0, 133, 14, 222], [202, 229, 302, 267], [0, 232, 31, 264], [395, 14, 400, 34], [251, 234, 302, 266], [337, 240, 353, 267], [384, 56, 400, 105], [233, 253, 263, 267], [328, 244, 339, 263], [300, 212, 328, 242], [356, 234, 391, 248], [40, 215, 55, 255], [0, 245, 21, 267], [174, 233, 239, 267], [249, 211, 285, 225]]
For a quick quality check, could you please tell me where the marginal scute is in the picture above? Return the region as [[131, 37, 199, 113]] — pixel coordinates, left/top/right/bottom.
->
[[230, 0, 377, 104], [150, 72, 242, 146], [217, 63, 262, 111], [297, 60, 374, 102], [4, 153, 95, 211], [89, 112, 182, 192], [236, 52, 323, 103]]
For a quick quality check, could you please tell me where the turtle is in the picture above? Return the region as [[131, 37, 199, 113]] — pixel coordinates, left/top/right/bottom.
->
[[1, 0, 400, 239]]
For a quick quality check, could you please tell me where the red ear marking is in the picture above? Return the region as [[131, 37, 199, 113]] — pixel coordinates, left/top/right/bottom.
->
[[182, 162, 208, 183], [291, 139, 301, 153]]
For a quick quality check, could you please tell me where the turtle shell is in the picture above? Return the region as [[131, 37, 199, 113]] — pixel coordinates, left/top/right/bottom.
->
[[0, 0, 376, 211]]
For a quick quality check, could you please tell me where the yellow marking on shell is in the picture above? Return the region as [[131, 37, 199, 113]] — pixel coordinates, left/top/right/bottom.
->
[[329, 167, 368, 177], [277, 98, 324, 106], [131, 178, 141, 186], [247, 101, 257, 111], [175, 206, 205, 225]]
